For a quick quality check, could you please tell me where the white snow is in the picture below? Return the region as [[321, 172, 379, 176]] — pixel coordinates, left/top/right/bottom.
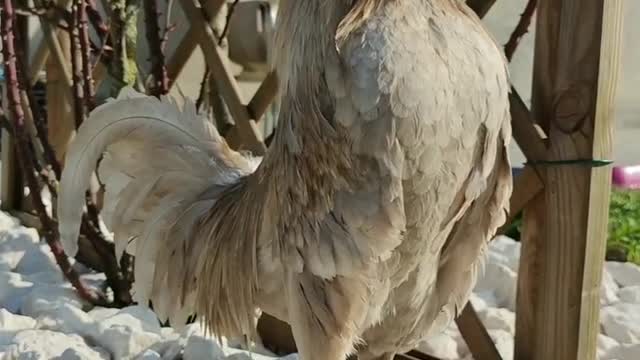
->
[[489, 330, 515, 360], [598, 334, 620, 359], [601, 303, 640, 344], [183, 335, 226, 360], [606, 262, 640, 287], [478, 307, 515, 335], [1, 213, 639, 359], [602, 268, 621, 305], [0, 309, 36, 331], [604, 343, 640, 360], [3, 330, 109, 359], [618, 285, 640, 303], [475, 237, 521, 313], [418, 332, 460, 360]]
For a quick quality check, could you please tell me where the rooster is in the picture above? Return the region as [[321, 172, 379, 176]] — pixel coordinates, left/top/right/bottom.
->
[[58, 1, 512, 359]]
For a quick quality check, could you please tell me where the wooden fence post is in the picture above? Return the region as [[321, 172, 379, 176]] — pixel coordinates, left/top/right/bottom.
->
[[515, 1, 623, 359], [45, 32, 75, 164], [1, 85, 20, 211]]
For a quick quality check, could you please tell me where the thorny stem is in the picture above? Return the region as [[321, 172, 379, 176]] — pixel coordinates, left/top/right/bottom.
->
[[86, 0, 109, 37], [218, 0, 240, 46], [80, 219, 133, 306], [144, 0, 169, 96], [69, 3, 86, 128], [196, 67, 210, 110], [162, 0, 175, 52], [1, 0, 107, 305], [10, 0, 133, 305], [74, 1, 133, 302], [77, 0, 96, 110], [16, 5, 111, 268], [504, 0, 537, 62]]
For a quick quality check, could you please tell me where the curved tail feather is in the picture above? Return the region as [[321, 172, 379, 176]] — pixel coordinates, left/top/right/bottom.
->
[[57, 87, 260, 327]]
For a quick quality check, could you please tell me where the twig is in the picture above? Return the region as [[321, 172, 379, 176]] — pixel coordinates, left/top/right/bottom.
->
[[2, 0, 107, 306], [218, 0, 239, 46], [85, 2, 110, 76], [89, 0, 113, 70], [144, 0, 169, 96], [80, 218, 132, 306], [35, 0, 132, 304], [504, 0, 537, 62], [87, 0, 110, 37], [18, 6, 106, 253], [76, 2, 128, 286], [162, 0, 176, 52], [91, 33, 113, 72], [78, 0, 96, 110], [69, 2, 86, 128], [196, 66, 210, 110]]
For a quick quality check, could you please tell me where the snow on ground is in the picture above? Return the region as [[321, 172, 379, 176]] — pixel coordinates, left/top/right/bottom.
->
[[416, 237, 640, 360], [0, 211, 639, 360]]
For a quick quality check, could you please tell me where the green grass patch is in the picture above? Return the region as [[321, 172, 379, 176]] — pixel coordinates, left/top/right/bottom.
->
[[608, 190, 640, 264], [500, 189, 640, 265]]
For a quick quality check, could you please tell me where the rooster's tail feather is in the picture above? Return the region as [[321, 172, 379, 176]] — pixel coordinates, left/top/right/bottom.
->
[[58, 87, 260, 328]]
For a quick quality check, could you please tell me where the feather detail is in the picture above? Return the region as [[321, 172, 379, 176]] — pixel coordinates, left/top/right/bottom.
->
[[58, 87, 254, 256], [57, 87, 262, 336]]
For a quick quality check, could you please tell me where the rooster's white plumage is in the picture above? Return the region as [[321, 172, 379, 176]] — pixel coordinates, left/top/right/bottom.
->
[[58, 1, 513, 359]]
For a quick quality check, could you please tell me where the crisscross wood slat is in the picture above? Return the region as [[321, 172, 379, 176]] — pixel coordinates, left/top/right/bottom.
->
[[178, 0, 267, 154]]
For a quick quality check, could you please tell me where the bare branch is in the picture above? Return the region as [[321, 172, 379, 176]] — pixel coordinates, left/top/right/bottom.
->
[[87, 0, 110, 37], [2, 0, 107, 305], [144, 0, 169, 96], [78, 0, 96, 109], [218, 0, 239, 46], [69, 2, 86, 128], [504, 0, 537, 61]]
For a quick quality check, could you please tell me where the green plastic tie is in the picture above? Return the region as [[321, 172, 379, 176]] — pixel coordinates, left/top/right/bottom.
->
[[525, 159, 614, 168]]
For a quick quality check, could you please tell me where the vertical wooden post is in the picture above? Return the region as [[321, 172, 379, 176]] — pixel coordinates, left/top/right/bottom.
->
[[1, 84, 20, 211], [515, 0, 623, 359], [46, 32, 74, 164], [514, 192, 545, 360], [576, 3, 624, 358]]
